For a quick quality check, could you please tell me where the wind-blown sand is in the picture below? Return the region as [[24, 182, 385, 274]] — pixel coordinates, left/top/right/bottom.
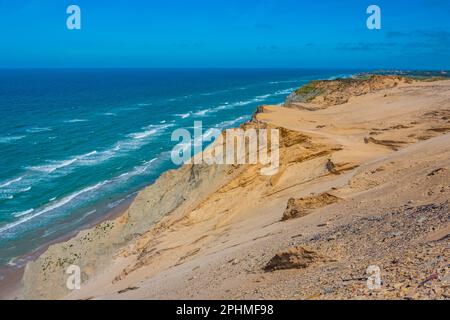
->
[[18, 77, 450, 300]]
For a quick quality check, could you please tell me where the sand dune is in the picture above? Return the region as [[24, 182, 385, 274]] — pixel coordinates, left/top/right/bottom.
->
[[21, 77, 450, 300]]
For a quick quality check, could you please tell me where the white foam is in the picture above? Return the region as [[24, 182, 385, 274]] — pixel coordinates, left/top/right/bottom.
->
[[28, 151, 98, 173], [274, 88, 295, 95], [222, 97, 265, 109], [0, 181, 107, 234], [26, 127, 52, 133], [214, 104, 229, 111], [128, 123, 174, 140], [99, 112, 117, 116], [64, 119, 89, 123], [194, 109, 210, 116], [255, 88, 295, 100], [83, 151, 98, 157], [128, 158, 158, 176], [216, 115, 251, 129], [0, 135, 26, 143], [118, 172, 130, 178], [79, 209, 97, 220], [269, 80, 298, 84], [28, 158, 79, 173], [129, 128, 159, 140], [175, 113, 191, 119], [111, 158, 158, 185], [12, 209, 34, 218], [18, 186, 31, 193], [78, 149, 114, 165], [204, 88, 292, 114], [107, 199, 125, 209], [84, 209, 97, 216], [6, 258, 17, 267], [0, 177, 23, 188]]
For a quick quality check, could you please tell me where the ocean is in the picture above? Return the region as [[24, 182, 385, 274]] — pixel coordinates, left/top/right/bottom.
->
[[0, 68, 355, 267]]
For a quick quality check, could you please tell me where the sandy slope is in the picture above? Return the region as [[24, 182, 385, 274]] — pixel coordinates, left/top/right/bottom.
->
[[22, 78, 450, 300]]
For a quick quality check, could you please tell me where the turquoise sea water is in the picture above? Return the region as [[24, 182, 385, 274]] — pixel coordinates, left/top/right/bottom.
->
[[0, 68, 355, 267]]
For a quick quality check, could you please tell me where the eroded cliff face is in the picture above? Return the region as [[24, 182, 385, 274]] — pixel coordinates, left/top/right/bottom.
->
[[22, 116, 331, 299], [22, 159, 243, 299]]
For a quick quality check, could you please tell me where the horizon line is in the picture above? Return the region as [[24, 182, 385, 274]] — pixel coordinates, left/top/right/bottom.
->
[[0, 66, 448, 71]]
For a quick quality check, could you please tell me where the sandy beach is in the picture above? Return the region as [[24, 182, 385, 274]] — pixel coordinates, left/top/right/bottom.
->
[[11, 75, 450, 300]]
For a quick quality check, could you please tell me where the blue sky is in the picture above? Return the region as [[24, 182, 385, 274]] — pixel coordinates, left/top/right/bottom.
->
[[1, 0, 449, 69]]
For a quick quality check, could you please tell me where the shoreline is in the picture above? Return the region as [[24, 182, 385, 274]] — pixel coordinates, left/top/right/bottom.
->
[[0, 75, 298, 299], [0, 193, 136, 299], [0, 102, 264, 299], [7, 73, 450, 298]]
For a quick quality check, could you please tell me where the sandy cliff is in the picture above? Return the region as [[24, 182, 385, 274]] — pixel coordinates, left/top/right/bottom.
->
[[285, 75, 413, 109], [22, 76, 450, 300]]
